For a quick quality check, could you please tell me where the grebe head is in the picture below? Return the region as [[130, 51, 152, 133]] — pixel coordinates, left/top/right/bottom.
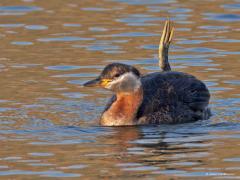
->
[[84, 63, 141, 93], [84, 63, 143, 126]]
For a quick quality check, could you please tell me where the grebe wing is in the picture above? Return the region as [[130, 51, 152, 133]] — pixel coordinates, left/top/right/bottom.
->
[[137, 71, 210, 119]]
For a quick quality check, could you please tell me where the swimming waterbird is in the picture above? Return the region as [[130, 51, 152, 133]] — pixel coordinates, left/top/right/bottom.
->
[[84, 20, 211, 126]]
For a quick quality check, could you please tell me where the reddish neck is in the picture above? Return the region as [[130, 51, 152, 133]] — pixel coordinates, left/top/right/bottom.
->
[[100, 87, 143, 126]]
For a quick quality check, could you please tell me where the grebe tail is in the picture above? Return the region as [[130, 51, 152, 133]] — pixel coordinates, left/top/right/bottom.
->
[[159, 19, 174, 71]]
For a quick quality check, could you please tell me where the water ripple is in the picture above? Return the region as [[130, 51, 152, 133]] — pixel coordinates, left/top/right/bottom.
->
[[25, 25, 48, 30], [204, 13, 240, 22], [116, 14, 164, 26], [221, 3, 240, 10], [11, 41, 33, 45], [0, 6, 43, 12], [0, 24, 25, 28], [0, 170, 81, 177], [108, 32, 158, 37], [113, 0, 176, 5], [37, 36, 94, 42], [45, 65, 82, 71], [0, 6, 43, 15]]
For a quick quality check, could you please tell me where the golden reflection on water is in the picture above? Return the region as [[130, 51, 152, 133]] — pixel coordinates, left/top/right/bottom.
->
[[0, 0, 239, 179]]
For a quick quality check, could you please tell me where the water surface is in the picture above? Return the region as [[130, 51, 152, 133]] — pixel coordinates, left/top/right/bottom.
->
[[0, 0, 239, 179]]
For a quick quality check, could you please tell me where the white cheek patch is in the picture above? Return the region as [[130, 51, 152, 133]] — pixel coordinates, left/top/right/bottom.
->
[[106, 73, 127, 89], [106, 72, 141, 91]]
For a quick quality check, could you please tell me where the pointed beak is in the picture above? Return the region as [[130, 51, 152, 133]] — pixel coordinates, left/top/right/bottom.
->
[[83, 78, 112, 88], [83, 78, 100, 87]]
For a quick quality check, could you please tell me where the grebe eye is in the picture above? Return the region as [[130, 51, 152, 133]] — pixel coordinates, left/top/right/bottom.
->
[[114, 73, 120, 78]]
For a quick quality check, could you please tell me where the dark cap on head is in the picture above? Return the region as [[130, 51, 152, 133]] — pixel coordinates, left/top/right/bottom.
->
[[83, 63, 141, 87], [100, 63, 140, 79]]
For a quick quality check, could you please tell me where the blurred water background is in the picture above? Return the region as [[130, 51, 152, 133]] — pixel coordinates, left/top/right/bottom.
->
[[0, 0, 239, 179]]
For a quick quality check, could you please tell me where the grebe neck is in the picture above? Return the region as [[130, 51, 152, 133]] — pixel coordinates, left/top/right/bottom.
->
[[100, 85, 143, 126]]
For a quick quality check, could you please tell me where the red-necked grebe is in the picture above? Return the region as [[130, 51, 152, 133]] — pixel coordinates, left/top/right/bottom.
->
[[84, 20, 210, 126]]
